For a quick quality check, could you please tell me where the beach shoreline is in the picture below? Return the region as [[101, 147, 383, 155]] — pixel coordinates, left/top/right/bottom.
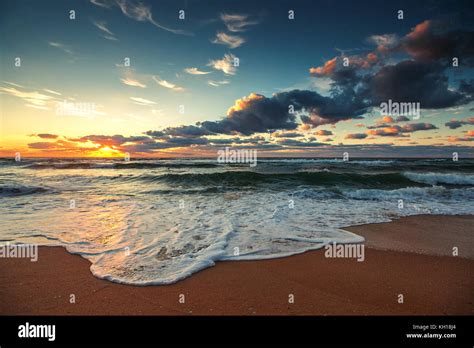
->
[[0, 215, 472, 315]]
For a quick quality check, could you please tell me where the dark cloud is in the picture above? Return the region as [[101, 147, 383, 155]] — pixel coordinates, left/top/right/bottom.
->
[[199, 93, 299, 135], [275, 138, 324, 147], [121, 136, 209, 153], [399, 20, 474, 65], [159, 125, 214, 137], [367, 123, 437, 137], [28, 142, 60, 149], [367, 123, 390, 129], [365, 60, 472, 108], [445, 117, 474, 129], [402, 123, 438, 132], [31, 133, 58, 139], [395, 116, 410, 122], [304, 20, 474, 130], [27, 139, 79, 150], [193, 89, 369, 135], [345, 133, 368, 139], [314, 130, 333, 136]]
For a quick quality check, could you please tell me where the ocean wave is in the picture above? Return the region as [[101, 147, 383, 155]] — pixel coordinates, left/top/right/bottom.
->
[[142, 187, 222, 195], [0, 184, 50, 197], [403, 172, 474, 185], [25, 161, 220, 170], [134, 171, 422, 188], [259, 158, 395, 165]]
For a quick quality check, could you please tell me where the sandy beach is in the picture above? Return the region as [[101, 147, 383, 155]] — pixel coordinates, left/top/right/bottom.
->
[[0, 215, 472, 315]]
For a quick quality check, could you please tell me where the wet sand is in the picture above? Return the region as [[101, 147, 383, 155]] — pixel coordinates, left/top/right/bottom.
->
[[0, 215, 472, 315]]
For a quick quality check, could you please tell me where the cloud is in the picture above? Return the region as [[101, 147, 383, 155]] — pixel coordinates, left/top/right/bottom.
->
[[275, 139, 323, 147], [445, 117, 474, 129], [28, 141, 66, 150], [78, 134, 150, 147], [208, 54, 238, 75], [212, 32, 245, 48], [114, 0, 191, 35], [307, 21, 474, 123], [27, 139, 88, 152], [3, 81, 25, 88], [310, 53, 378, 77], [43, 88, 62, 96], [311, 58, 472, 116], [447, 136, 474, 142], [146, 95, 339, 140], [199, 92, 298, 135], [130, 97, 156, 105], [366, 20, 474, 65], [401, 123, 438, 132], [0, 86, 55, 108], [121, 77, 147, 88], [345, 133, 368, 139], [31, 133, 59, 139], [184, 67, 211, 75], [146, 125, 213, 138], [26, 130, 474, 157], [273, 131, 303, 138], [220, 13, 259, 32], [366, 60, 471, 109], [367, 123, 437, 137], [165, 88, 370, 136], [93, 21, 118, 41], [367, 116, 400, 129], [367, 34, 399, 52], [400, 20, 474, 64], [152, 76, 184, 91], [207, 80, 230, 87], [396, 116, 410, 122], [315, 130, 333, 136], [89, 0, 111, 8], [379, 116, 394, 124], [310, 57, 337, 76], [48, 42, 74, 55]]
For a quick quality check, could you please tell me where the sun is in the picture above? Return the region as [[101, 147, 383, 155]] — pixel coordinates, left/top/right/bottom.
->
[[90, 146, 122, 158]]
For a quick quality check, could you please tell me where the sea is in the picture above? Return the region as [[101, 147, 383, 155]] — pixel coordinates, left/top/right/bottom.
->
[[1, 157, 473, 285]]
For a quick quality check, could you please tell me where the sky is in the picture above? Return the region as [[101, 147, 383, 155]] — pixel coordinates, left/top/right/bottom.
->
[[0, 0, 473, 158]]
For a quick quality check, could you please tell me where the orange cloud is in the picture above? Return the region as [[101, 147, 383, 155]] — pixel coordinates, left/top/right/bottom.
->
[[315, 129, 333, 136], [367, 52, 378, 63], [381, 116, 394, 123], [367, 126, 402, 136], [227, 93, 264, 116], [309, 57, 337, 76], [406, 20, 431, 40]]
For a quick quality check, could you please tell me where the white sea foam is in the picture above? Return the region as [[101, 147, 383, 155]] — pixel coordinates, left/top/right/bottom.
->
[[404, 172, 474, 185], [344, 186, 474, 201]]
